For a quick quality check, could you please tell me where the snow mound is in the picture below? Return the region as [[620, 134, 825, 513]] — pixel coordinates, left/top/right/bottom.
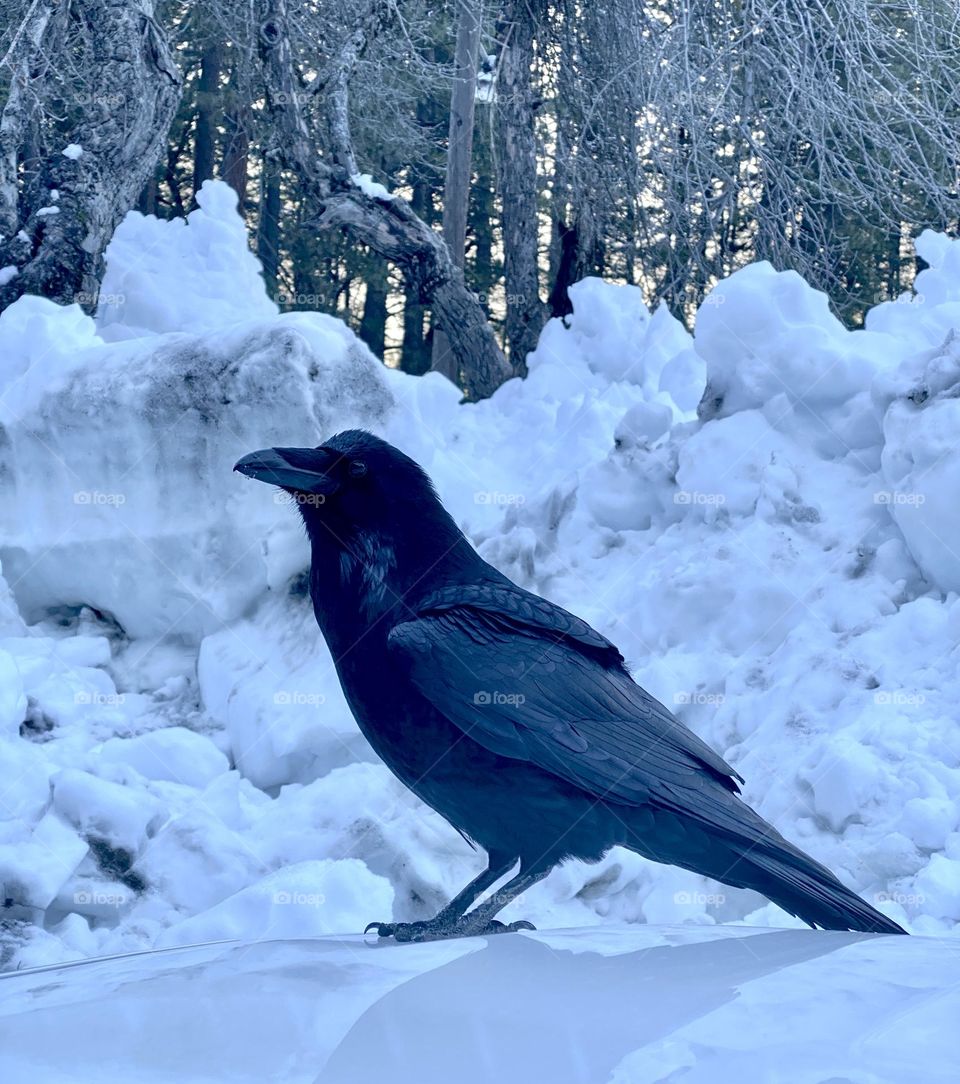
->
[[96, 180, 278, 340], [0, 307, 392, 641], [2, 182, 960, 972]]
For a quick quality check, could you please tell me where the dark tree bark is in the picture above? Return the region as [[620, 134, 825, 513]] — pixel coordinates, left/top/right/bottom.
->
[[430, 0, 482, 381], [400, 176, 432, 375], [192, 41, 221, 202], [495, 0, 545, 376], [359, 255, 388, 358], [222, 56, 253, 205], [222, 107, 251, 204], [0, 0, 181, 313], [257, 156, 282, 294], [257, 0, 510, 400]]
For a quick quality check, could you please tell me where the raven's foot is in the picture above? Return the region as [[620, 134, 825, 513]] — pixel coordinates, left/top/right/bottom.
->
[[364, 919, 456, 943], [364, 917, 537, 943]]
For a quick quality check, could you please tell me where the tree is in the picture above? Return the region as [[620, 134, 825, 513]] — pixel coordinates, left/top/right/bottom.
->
[[256, 0, 511, 399], [494, 0, 545, 373], [0, 0, 181, 313], [430, 0, 483, 383]]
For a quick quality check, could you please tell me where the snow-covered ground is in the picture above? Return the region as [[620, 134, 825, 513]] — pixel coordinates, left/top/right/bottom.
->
[[1, 926, 957, 1082], [1, 180, 959, 972]]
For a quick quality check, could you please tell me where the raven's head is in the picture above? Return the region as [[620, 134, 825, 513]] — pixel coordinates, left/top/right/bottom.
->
[[235, 430, 436, 522], [235, 431, 479, 602]]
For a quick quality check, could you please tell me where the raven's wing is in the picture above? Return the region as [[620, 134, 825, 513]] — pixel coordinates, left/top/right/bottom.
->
[[389, 583, 743, 809]]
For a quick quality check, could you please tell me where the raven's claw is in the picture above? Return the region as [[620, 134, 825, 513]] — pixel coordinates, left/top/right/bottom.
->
[[364, 921, 394, 937]]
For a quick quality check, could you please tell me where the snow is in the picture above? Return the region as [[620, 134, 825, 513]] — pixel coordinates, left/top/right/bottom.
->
[[0, 265, 17, 286], [350, 172, 394, 201], [61, 143, 83, 159], [0, 927, 957, 1082], [1, 179, 959, 975]]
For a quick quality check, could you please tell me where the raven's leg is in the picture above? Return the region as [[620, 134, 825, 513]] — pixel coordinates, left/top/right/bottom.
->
[[365, 852, 518, 942], [454, 864, 551, 937]]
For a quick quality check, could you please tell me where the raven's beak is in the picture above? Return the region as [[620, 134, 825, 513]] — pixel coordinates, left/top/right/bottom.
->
[[233, 447, 339, 495]]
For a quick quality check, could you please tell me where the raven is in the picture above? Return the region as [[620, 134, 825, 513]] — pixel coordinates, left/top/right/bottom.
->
[[235, 431, 906, 940]]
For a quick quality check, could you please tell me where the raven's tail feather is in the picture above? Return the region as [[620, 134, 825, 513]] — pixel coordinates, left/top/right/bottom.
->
[[625, 806, 907, 935], [735, 846, 907, 935]]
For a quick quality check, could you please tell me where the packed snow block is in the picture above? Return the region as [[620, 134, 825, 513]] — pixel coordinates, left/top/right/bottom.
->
[[96, 727, 229, 789], [0, 809, 89, 911], [527, 277, 702, 419], [694, 263, 906, 453], [0, 648, 26, 738], [51, 769, 167, 858], [198, 587, 373, 791], [0, 562, 26, 637], [0, 310, 393, 642], [156, 859, 394, 947], [879, 332, 960, 593], [96, 180, 279, 341], [866, 233, 960, 354]]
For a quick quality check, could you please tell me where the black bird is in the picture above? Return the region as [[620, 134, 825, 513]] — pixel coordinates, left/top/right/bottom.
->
[[235, 431, 906, 940]]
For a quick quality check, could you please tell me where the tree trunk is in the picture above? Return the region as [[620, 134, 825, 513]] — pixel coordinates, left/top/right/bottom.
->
[[431, 0, 482, 381], [495, 0, 544, 376], [401, 177, 432, 375], [222, 56, 252, 205], [258, 157, 282, 294], [222, 109, 251, 204], [0, 0, 181, 313], [360, 256, 388, 359], [257, 0, 510, 399], [192, 41, 221, 203]]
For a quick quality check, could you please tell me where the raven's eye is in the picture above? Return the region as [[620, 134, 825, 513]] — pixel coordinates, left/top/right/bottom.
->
[[348, 459, 367, 478]]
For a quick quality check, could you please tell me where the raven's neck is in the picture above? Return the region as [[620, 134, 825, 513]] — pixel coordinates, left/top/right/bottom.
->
[[306, 519, 492, 656]]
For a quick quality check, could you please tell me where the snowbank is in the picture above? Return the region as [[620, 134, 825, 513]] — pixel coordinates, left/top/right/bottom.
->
[[1, 180, 959, 971], [0, 185, 393, 641]]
